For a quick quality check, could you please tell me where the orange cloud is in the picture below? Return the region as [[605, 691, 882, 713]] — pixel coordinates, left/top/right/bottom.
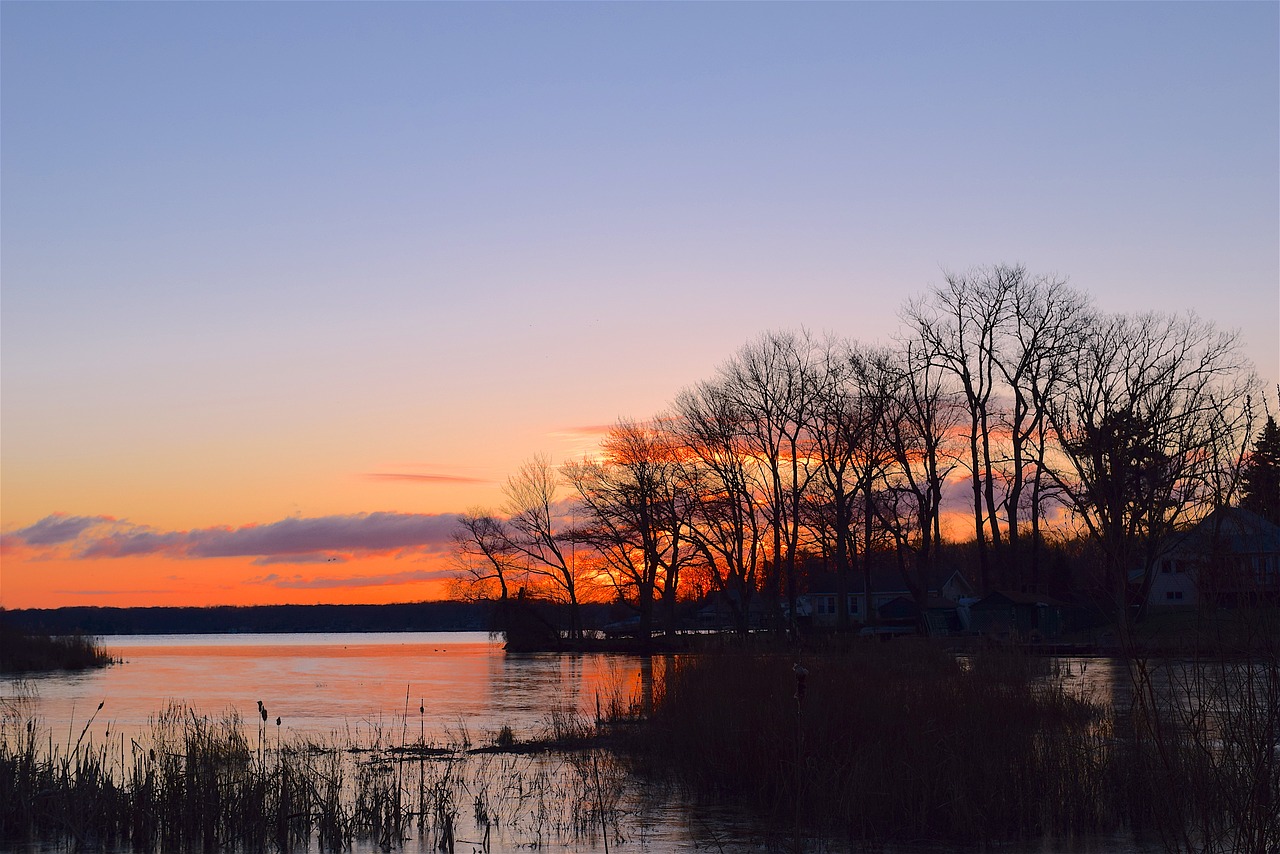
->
[[552, 424, 617, 437], [249, 567, 455, 590], [3, 549, 458, 609]]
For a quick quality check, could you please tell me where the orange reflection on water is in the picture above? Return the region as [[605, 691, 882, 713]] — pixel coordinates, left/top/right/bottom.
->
[[13, 632, 652, 748]]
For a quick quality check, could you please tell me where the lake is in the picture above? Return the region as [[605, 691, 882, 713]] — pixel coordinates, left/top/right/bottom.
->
[[10, 632, 645, 745], [3, 633, 1162, 853]]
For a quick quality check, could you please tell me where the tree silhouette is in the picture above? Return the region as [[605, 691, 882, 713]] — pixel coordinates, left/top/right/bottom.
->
[[1241, 415, 1280, 525], [1046, 311, 1255, 624]]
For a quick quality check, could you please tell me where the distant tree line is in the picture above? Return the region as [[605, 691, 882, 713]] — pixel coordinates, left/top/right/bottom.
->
[[452, 265, 1265, 638], [1, 602, 495, 636]]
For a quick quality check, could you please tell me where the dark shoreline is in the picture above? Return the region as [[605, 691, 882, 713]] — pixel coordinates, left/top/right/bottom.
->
[[0, 601, 617, 637], [1, 602, 491, 636]]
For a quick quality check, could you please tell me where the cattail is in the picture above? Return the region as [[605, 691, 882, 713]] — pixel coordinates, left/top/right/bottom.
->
[[258, 700, 268, 722]]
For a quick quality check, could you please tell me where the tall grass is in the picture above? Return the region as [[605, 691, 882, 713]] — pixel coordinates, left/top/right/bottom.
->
[[633, 643, 1127, 847], [1122, 607, 1280, 853], [0, 694, 634, 853], [634, 637, 1280, 851], [8, 633, 1272, 852], [0, 623, 114, 673]]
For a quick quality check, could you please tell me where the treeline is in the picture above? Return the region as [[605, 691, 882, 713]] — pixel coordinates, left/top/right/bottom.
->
[[0, 602, 497, 636], [454, 264, 1265, 640]]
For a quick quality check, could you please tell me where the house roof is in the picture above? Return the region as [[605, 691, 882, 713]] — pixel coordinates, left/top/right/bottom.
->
[[879, 594, 959, 612], [1167, 506, 1280, 556], [805, 568, 970, 597], [971, 590, 1070, 609]]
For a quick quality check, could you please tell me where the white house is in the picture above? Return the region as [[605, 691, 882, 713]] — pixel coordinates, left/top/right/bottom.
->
[[1148, 507, 1280, 608]]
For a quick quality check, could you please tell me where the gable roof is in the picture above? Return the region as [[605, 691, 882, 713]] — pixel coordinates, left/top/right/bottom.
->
[[1167, 507, 1280, 556], [971, 590, 1070, 609]]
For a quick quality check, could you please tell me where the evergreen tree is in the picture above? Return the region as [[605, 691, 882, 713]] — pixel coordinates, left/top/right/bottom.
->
[[1241, 415, 1280, 524]]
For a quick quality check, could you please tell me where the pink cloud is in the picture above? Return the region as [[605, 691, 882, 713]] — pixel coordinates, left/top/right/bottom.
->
[[9, 511, 460, 563], [11, 513, 115, 546]]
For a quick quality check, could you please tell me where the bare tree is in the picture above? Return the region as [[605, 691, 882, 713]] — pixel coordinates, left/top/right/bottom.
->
[[1044, 311, 1257, 625], [994, 272, 1093, 589], [878, 337, 964, 606], [562, 418, 695, 643], [903, 267, 1018, 590], [673, 380, 768, 638], [502, 454, 584, 639], [807, 339, 896, 629], [450, 509, 521, 601], [718, 330, 823, 633]]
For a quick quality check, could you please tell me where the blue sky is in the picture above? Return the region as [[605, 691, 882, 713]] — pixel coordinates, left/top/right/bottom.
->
[[2, 1, 1277, 606]]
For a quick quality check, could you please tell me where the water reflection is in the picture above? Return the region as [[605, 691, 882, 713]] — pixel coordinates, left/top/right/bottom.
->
[[3, 635, 1171, 853], [8, 632, 650, 746], [1054, 655, 1132, 706]]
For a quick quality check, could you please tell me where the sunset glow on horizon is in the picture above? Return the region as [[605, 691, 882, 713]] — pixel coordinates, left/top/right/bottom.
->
[[3, 2, 1276, 610]]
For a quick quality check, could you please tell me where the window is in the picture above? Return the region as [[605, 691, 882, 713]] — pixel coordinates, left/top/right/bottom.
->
[[816, 596, 836, 616], [847, 595, 860, 615], [1161, 559, 1172, 574], [1165, 591, 1183, 601]]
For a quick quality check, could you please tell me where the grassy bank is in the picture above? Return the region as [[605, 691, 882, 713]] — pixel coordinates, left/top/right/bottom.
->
[[0, 622, 114, 673]]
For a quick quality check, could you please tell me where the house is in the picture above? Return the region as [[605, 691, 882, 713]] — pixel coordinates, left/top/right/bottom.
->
[[802, 567, 974, 630], [1148, 507, 1280, 608], [695, 588, 773, 631], [968, 590, 1069, 640], [876, 595, 966, 636]]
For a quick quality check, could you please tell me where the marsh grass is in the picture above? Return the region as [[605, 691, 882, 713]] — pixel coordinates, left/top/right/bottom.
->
[[0, 623, 115, 674], [633, 637, 1280, 851], [0, 695, 635, 853], [634, 643, 1132, 847], [1121, 608, 1280, 854], [10, 637, 1270, 853]]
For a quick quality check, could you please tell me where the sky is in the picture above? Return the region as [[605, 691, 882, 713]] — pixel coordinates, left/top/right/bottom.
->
[[3, 2, 1277, 610]]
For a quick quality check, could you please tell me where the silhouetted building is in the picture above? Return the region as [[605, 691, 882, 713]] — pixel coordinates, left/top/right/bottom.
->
[[1147, 507, 1280, 608], [968, 590, 1069, 640], [801, 568, 973, 629]]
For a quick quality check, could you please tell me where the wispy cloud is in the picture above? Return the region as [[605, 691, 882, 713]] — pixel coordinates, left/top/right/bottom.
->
[[551, 424, 615, 438], [249, 568, 453, 589], [53, 588, 177, 596], [251, 553, 348, 566], [7, 512, 460, 563], [364, 473, 491, 484]]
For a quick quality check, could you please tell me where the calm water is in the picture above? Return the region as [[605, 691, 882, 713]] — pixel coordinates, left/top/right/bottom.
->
[[10, 632, 645, 745], [4, 633, 1159, 854]]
